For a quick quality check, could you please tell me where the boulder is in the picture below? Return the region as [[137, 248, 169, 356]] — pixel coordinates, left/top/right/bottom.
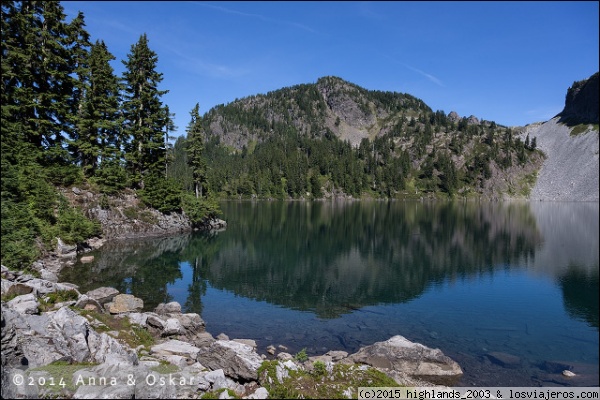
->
[[74, 295, 103, 312], [6, 293, 39, 315], [1, 282, 33, 298], [347, 335, 463, 385], [108, 294, 143, 314], [196, 340, 263, 381], [56, 237, 77, 257], [86, 287, 119, 305], [80, 256, 94, 264], [155, 301, 182, 315], [162, 318, 182, 336]]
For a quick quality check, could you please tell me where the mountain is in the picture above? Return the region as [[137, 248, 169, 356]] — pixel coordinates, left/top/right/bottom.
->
[[519, 72, 599, 201], [183, 76, 542, 199]]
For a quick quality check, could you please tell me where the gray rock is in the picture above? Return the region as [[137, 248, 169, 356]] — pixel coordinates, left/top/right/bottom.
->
[[7, 293, 39, 314], [133, 371, 178, 399], [277, 352, 293, 361], [162, 318, 182, 336], [151, 339, 202, 359], [108, 294, 143, 314], [325, 350, 349, 361], [347, 335, 463, 385], [155, 301, 182, 315], [247, 387, 269, 399], [1, 282, 33, 298], [233, 338, 257, 349], [196, 340, 263, 381], [74, 295, 103, 312], [86, 330, 138, 365], [86, 287, 119, 305], [127, 312, 148, 327], [56, 237, 77, 257], [24, 278, 79, 296], [147, 314, 166, 329], [40, 269, 59, 282]]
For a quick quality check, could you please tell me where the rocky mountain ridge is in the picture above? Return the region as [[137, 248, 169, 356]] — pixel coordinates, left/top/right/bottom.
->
[[517, 72, 599, 201]]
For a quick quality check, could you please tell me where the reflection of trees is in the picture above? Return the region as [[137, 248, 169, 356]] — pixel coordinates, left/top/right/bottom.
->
[[559, 266, 599, 328], [58, 201, 599, 324], [198, 201, 542, 318], [59, 235, 191, 311]]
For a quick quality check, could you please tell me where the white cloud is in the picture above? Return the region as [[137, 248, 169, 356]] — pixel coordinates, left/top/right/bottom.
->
[[402, 64, 444, 87], [194, 2, 317, 34]]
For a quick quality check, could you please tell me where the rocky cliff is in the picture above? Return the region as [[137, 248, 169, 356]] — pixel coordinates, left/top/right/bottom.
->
[[557, 72, 599, 125], [518, 72, 599, 201]]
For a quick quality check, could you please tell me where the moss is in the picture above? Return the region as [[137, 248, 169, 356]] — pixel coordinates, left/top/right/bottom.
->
[[258, 360, 402, 399], [28, 360, 98, 396], [38, 289, 80, 312]]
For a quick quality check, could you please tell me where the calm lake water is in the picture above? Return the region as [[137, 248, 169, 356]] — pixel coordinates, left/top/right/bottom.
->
[[60, 200, 599, 387]]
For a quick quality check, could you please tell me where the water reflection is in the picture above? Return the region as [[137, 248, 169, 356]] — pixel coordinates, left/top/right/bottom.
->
[[58, 200, 599, 387], [60, 201, 598, 323], [191, 201, 543, 318]]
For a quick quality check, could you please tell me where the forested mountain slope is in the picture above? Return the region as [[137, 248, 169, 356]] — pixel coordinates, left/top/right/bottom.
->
[[169, 76, 543, 199]]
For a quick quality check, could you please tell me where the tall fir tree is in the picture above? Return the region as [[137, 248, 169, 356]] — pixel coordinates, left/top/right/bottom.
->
[[71, 40, 122, 177], [186, 103, 207, 198], [121, 33, 170, 188]]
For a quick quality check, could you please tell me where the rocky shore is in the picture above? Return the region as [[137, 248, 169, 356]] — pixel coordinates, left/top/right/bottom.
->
[[2, 257, 464, 399]]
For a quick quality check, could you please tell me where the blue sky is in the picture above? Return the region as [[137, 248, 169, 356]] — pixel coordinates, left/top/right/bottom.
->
[[63, 1, 599, 137]]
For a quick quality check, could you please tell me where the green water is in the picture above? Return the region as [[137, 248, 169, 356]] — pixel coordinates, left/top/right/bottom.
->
[[60, 200, 599, 386]]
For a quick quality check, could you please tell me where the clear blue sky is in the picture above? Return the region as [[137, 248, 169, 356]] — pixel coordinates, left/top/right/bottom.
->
[[63, 1, 599, 137]]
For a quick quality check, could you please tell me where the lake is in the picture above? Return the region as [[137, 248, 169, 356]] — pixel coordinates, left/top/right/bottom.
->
[[59, 200, 599, 387]]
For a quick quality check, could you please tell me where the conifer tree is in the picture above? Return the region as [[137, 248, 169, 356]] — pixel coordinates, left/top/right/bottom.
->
[[121, 33, 169, 188], [186, 103, 207, 198], [71, 39, 122, 177]]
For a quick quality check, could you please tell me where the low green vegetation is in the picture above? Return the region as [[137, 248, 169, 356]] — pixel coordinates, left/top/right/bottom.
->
[[28, 360, 98, 396], [294, 348, 308, 362], [258, 360, 401, 399], [150, 360, 180, 375], [38, 289, 80, 312], [79, 310, 155, 350], [569, 123, 599, 136]]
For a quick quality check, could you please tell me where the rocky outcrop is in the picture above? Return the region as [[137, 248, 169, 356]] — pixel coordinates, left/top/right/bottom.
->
[[346, 335, 463, 385], [557, 72, 599, 125]]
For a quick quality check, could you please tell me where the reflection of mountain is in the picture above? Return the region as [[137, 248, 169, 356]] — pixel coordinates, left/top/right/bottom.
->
[[559, 266, 599, 328], [193, 201, 542, 318], [522, 202, 599, 329]]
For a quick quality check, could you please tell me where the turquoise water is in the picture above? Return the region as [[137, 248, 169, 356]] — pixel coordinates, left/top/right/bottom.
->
[[60, 201, 599, 386]]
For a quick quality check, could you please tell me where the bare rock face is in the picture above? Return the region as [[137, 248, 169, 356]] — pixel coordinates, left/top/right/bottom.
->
[[196, 340, 264, 382], [558, 72, 599, 125], [347, 335, 463, 385]]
